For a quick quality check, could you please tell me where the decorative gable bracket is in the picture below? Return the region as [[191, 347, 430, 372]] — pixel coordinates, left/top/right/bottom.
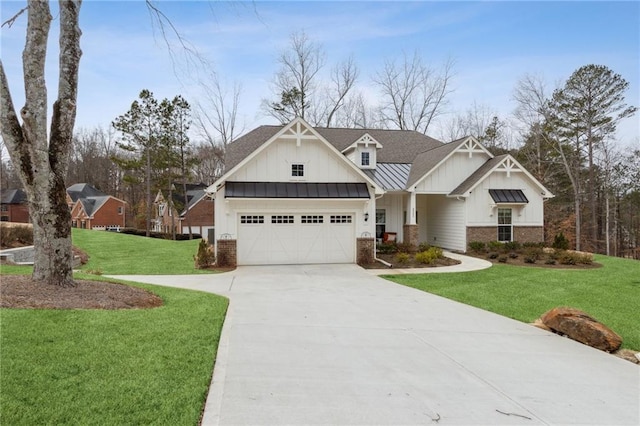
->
[[279, 120, 317, 147], [458, 137, 489, 158]]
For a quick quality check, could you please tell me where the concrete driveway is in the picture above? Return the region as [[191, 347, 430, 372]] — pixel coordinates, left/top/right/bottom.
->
[[112, 265, 639, 425]]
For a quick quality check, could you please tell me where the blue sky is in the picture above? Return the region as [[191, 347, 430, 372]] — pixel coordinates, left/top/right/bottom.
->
[[1, 1, 638, 145]]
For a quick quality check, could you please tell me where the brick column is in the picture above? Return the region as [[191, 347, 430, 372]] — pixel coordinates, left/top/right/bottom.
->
[[356, 237, 375, 265], [403, 224, 419, 248], [216, 239, 237, 268]]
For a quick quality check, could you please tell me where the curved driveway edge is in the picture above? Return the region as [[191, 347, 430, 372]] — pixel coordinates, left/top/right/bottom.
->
[[110, 264, 638, 425]]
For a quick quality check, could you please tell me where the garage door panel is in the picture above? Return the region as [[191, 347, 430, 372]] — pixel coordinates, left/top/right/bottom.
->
[[238, 212, 354, 265]]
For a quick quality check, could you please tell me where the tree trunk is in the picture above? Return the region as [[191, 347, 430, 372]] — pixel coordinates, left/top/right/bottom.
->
[[605, 194, 610, 256], [0, 1, 82, 287], [145, 148, 151, 237]]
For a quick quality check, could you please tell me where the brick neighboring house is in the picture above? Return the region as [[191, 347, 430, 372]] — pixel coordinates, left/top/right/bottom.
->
[[66, 183, 126, 230], [153, 183, 214, 238], [0, 189, 29, 223]]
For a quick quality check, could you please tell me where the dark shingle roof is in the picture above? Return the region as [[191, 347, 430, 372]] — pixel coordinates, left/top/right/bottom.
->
[[1, 189, 27, 204], [79, 196, 110, 217], [449, 155, 508, 196], [406, 137, 470, 188], [223, 125, 444, 172], [66, 183, 106, 202]]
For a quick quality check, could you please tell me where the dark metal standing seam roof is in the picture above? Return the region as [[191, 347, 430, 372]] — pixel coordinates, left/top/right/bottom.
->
[[489, 189, 529, 203], [225, 182, 370, 199], [363, 163, 411, 190]]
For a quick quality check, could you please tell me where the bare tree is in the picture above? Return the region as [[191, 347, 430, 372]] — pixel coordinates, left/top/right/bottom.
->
[[315, 56, 359, 127], [373, 51, 454, 134], [0, 1, 81, 286], [262, 30, 326, 123], [194, 71, 242, 164]]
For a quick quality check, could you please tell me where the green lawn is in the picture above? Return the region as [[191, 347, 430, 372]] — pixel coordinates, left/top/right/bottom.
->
[[72, 228, 211, 274], [0, 274, 228, 425], [384, 255, 640, 350], [1, 229, 229, 424]]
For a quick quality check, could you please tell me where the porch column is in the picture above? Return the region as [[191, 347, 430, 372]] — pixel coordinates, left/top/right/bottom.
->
[[403, 191, 419, 247]]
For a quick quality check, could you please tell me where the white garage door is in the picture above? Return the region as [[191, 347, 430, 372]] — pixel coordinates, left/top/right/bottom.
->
[[237, 213, 355, 265]]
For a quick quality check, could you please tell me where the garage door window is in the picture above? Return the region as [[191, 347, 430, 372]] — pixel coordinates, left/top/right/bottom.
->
[[241, 215, 264, 224], [330, 215, 352, 224], [272, 215, 294, 224], [302, 215, 323, 224]]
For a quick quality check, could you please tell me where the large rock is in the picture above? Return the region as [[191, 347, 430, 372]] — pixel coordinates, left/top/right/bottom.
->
[[540, 307, 622, 352]]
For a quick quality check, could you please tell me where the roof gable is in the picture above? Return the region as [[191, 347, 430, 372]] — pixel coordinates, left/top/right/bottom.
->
[[66, 183, 106, 202], [208, 117, 383, 195], [407, 136, 493, 190], [449, 155, 554, 198], [341, 133, 383, 153]]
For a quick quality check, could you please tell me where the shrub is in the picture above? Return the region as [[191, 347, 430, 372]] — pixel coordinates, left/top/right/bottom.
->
[[194, 239, 215, 269], [503, 241, 521, 252], [487, 241, 503, 251], [558, 251, 579, 265], [508, 252, 519, 259], [577, 252, 594, 265], [415, 246, 443, 264], [552, 232, 570, 250], [417, 242, 431, 252], [376, 242, 398, 254], [523, 246, 543, 263], [394, 252, 410, 264], [0, 224, 33, 248], [522, 241, 544, 248], [487, 252, 499, 259], [396, 242, 417, 254], [468, 241, 486, 253], [498, 255, 508, 263], [545, 258, 557, 265]]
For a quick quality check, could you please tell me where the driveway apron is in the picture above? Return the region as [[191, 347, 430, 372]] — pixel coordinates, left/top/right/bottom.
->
[[112, 265, 639, 425]]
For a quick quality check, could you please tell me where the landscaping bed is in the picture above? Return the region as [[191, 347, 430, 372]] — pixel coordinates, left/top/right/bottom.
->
[[362, 242, 461, 269]]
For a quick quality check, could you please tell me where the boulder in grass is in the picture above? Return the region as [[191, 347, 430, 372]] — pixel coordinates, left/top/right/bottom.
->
[[540, 307, 622, 352]]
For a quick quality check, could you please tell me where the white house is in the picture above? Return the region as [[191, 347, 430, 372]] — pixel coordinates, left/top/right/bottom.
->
[[206, 118, 553, 266]]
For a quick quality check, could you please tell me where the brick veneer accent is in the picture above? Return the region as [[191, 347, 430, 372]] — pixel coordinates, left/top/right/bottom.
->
[[467, 226, 545, 250], [356, 237, 375, 265], [403, 224, 419, 247], [216, 239, 237, 268], [514, 226, 544, 243]]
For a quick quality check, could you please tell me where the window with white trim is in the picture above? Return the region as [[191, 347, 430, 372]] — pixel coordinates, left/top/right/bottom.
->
[[301, 215, 323, 224], [271, 215, 294, 224], [361, 151, 370, 166], [497, 208, 512, 242], [240, 215, 264, 224], [376, 209, 386, 239], [291, 164, 304, 177], [330, 215, 352, 224]]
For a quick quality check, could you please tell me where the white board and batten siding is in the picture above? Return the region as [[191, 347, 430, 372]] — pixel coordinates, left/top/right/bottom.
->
[[228, 136, 363, 184], [414, 151, 489, 193], [424, 195, 467, 252], [466, 172, 545, 227]]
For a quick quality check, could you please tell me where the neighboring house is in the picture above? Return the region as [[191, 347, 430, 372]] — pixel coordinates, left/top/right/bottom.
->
[[153, 184, 214, 238], [66, 183, 126, 230], [206, 117, 553, 266], [0, 189, 29, 223]]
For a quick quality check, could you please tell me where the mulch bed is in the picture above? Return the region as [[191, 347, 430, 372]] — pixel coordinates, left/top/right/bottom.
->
[[361, 254, 461, 269], [0, 275, 163, 310]]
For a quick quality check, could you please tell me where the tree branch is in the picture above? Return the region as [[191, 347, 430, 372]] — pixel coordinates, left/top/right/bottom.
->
[[1, 6, 28, 28]]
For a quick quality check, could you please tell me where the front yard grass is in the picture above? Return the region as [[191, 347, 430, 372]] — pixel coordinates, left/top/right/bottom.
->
[[72, 228, 211, 274], [0, 274, 228, 425], [384, 255, 640, 350]]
